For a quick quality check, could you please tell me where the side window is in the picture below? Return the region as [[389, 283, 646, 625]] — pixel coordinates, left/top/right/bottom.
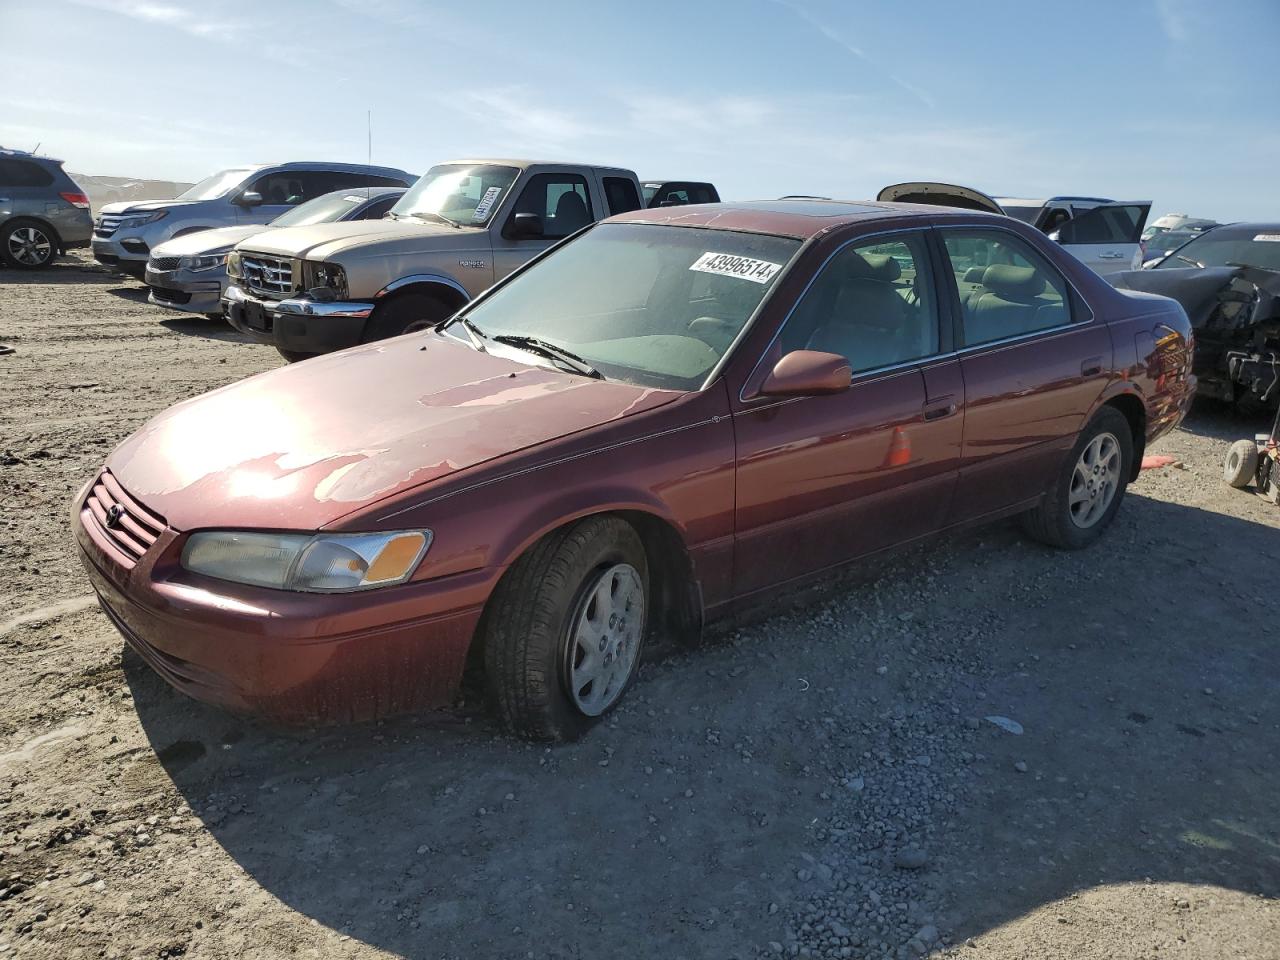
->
[[603, 176, 642, 215], [778, 232, 940, 373], [510, 173, 594, 239], [1056, 205, 1146, 244], [0, 159, 54, 187], [941, 230, 1072, 346], [356, 195, 398, 219], [250, 172, 309, 206]]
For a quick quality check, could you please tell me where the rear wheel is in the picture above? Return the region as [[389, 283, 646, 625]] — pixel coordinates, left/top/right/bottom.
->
[[481, 516, 648, 741], [2, 219, 57, 269], [363, 291, 452, 343], [1021, 406, 1133, 549], [1223, 439, 1259, 489]]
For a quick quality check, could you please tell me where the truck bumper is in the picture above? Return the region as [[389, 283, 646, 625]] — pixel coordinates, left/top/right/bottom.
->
[[222, 284, 373, 354]]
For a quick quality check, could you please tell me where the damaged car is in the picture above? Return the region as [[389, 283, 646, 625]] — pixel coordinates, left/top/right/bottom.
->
[[73, 199, 1194, 738], [1109, 222, 1280, 406]]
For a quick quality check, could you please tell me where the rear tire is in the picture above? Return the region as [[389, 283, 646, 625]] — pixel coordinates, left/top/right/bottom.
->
[[1021, 406, 1133, 550], [2, 218, 57, 269], [481, 516, 648, 741], [363, 291, 452, 343], [1223, 440, 1259, 489]]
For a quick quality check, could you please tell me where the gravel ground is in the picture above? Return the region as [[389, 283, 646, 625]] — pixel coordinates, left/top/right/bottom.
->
[[1, 252, 1278, 960]]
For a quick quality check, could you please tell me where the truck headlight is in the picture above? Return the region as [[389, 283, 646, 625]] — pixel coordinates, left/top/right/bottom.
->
[[180, 252, 229, 272], [226, 250, 242, 278], [301, 260, 349, 300], [119, 210, 169, 229], [181, 530, 431, 592]]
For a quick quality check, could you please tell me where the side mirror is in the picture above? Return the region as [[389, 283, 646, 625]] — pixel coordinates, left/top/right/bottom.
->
[[237, 190, 264, 207], [507, 212, 544, 240], [759, 350, 851, 398]]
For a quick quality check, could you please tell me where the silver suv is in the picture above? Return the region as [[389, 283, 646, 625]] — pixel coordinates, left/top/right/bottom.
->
[[92, 161, 414, 279], [0, 148, 93, 270]]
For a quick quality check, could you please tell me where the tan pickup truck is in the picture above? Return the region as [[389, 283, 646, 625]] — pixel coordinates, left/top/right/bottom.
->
[[222, 159, 646, 360]]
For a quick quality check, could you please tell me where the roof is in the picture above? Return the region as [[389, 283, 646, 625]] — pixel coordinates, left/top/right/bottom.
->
[[608, 198, 1000, 239], [442, 158, 634, 174], [1200, 221, 1280, 238]]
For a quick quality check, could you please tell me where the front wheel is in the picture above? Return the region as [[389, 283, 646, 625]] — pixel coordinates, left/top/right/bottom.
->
[[276, 347, 319, 363], [2, 219, 57, 269], [481, 516, 648, 741], [1021, 406, 1133, 549], [362, 291, 452, 343], [1223, 440, 1259, 489]]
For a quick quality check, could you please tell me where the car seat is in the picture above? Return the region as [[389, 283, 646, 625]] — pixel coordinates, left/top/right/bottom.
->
[[805, 252, 913, 370], [552, 191, 590, 235], [966, 264, 1050, 343]]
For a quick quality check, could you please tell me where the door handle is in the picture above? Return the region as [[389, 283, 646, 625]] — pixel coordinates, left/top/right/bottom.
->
[[1097, 251, 1126, 259], [1081, 357, 1103, 377], [922, 398, 957, 421]]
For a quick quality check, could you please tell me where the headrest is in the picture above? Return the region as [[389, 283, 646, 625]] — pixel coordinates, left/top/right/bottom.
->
[[846, 252, 901, 282], [982, 264, 1043, 300], [963, 266, 987, 283], [555, 191, 587, 217]]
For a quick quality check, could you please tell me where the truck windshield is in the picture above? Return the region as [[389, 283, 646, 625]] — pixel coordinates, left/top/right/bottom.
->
[[391, 164, 519, 226], [175, 169, 254, 202], [455, 223, 802, 390], [270, 191, 370, 227]]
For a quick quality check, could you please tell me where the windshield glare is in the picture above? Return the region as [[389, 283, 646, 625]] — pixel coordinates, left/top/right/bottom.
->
[[392, 163, 519, 225], [456, 223, 802, 390], [270, 191, 368, 227], [1155, 232, 1280, 270], [175, 168, 253, 202]]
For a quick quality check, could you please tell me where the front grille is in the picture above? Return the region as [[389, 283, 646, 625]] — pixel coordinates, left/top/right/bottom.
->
[[150, 286, 191, 305], [149, 256, 181, 271], [240, 253, 294, 298], [95, 213, 126, 237], [83, 470, 166, 569]]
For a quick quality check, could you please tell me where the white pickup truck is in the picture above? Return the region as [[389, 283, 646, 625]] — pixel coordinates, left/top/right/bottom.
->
[[223, 159, 647, 360]]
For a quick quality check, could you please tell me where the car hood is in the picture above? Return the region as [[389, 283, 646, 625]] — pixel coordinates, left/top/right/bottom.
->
[[876, 182, 1005, 215], [98, 199, 200, 215], [234, 218, 484, 261], [106, 334, 682, 531], [152, 225, 266, 258]]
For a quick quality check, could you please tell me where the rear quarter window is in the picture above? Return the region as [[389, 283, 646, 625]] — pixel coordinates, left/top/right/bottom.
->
[[0, 159, 55, 187]]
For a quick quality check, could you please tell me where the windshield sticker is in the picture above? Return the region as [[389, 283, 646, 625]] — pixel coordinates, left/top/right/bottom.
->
[[341, 195, 366, 203], [1253, 233, 1280, 242], [472, 186, 503, 222], [689, 251, 784, 284]]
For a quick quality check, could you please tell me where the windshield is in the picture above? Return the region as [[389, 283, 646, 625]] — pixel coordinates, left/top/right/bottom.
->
[[455, 222, 802, 390], [270, 191, 371, 227], [1154, 230, 1280, 270], [175, 168, 253, 202], [390, 163, 519, 226], [1145, 230, 1203, 256]]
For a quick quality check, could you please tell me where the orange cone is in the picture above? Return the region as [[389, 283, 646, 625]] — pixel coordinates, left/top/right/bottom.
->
[[884, 426, 911, 467]]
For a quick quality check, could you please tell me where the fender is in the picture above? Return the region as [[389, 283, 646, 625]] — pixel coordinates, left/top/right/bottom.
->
[[375, 273, 470, 303]]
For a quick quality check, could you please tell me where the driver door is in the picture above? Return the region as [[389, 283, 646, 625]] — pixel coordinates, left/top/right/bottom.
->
[[730, 230, 963, 597], [492, 172, 597, 281]]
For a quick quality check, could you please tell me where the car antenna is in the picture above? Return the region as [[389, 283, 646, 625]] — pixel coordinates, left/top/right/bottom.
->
[[366, 109, 372, 200]]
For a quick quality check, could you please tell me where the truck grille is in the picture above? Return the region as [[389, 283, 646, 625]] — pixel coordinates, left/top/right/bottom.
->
[[240, 254, 294, 298], [95, 213, 127, 238], [149, 255, 181, 271], [82, 470, 166, 569]]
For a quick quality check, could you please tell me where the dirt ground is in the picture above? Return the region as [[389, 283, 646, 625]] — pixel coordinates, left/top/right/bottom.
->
[[1, 252, 1277, 960]]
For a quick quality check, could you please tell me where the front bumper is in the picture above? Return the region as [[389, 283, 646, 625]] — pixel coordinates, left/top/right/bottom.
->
[[145, 264, 226, 315], [222, 283, 374, 354], [92, 234, 148, 279], [72, 486, 490, 724]]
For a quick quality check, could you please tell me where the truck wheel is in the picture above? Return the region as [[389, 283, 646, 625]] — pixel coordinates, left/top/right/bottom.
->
[[481, 516, 648, 741], [1021, 406, 1133, 550], [1223, 440, 1259, 489], [2, 219, 57, 269], [276, 348, 319, 363], [363, 291, 451, 343]]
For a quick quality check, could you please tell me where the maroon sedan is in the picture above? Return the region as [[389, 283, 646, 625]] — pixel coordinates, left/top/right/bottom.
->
[[73, 199, 1195, 739]]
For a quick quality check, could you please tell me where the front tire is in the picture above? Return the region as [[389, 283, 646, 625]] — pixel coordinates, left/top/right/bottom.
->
[[1021, 406, 1133, 549], [2, 219, 57, 269], [481, 516, 648, 741], [276, 347, 319, 363], [363, 291, 452, 343]]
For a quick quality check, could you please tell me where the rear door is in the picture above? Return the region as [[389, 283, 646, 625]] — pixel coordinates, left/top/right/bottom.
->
[[1052, 202, 1151, 274]]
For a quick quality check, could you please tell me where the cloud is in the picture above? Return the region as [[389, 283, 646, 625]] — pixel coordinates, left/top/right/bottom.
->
[[1155, 0, 1191, 43], [68, 0, 243, 38], [440, 87, 596, 151]]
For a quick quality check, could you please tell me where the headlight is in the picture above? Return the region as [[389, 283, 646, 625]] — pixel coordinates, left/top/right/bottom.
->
[[119, 210, 169, 229], [301, 260, 349, 299], [180, 251, 229, 272], [226, 250, 242, 278], [181, 530, 431, 592]]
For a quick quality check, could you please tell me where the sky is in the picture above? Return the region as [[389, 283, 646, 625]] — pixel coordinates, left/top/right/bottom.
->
[[3, 0, 1279, 222]]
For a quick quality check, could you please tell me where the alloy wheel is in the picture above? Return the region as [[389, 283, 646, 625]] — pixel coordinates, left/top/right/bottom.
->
[[7, 226, 53, 266], [1069, 431, 1121, 528], [564, 562, 644, 716]]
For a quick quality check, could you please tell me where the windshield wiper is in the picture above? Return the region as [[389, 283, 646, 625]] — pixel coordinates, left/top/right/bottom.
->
[[415, 210, 462, 229], [1173, 254, 1204, 268], [491, 335, 603, 379], [444, 315, 488, 352]]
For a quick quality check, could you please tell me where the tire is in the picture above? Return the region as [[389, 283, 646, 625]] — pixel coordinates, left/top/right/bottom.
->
[[1021, 406, 1134, 550], [362, 291, 452, 343], [276, 347, 318, 363], [482, 516, 648, 741], [2, 218, 58, 270], [1223, 439, 1259, 489]]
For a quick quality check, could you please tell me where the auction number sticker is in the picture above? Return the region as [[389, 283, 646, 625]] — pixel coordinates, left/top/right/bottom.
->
[[472, 186, 503, 222], [1254, 233, 1280, 242], [689, 251, 783, 284]]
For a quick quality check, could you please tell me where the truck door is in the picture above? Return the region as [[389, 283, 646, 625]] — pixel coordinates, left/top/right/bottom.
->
[[491, 171, 597, 282]]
